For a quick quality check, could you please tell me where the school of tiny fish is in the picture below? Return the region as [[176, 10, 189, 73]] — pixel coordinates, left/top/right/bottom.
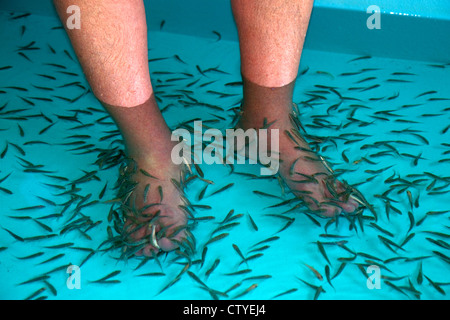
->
[[0, 11, 449, 300]]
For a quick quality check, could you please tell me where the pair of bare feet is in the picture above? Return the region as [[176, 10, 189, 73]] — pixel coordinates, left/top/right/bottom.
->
[[115, 81, 360, 258]]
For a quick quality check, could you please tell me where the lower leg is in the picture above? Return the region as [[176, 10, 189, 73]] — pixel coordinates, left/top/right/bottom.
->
[[53, 0, 152, 107], [54, 0, 188, 254], [105, 97, 188, 254], [232, 0, 359, 216], [231, 0, 311, 88]]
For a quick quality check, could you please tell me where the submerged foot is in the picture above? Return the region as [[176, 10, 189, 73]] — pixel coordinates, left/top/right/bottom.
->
[[116, 154, 191, 257], [237, 106, 360, 217]]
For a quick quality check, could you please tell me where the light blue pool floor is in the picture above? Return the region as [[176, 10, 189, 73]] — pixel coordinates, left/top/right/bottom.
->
[[0, 11, 449, 300]]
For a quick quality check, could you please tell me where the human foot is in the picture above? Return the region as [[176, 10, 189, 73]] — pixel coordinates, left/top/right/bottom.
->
[[101, 97, 193, 257], [236, 79, 360, 217], [238, 108, 359, 217], [278, 110, 360, 217], [115, 148, 191, 257]]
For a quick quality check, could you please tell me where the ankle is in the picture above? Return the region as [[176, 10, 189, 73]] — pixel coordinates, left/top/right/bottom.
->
[[238, 76, 296, 130]]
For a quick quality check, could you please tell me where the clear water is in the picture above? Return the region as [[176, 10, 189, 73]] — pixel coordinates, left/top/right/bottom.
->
[[1, 10, 449, 300]]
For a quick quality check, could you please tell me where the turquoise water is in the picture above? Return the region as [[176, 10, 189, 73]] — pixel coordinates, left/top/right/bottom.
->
[[1, 10, 449, 300]]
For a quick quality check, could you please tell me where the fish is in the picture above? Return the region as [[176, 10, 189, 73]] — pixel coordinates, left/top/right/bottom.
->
[[242, 275, 272, 282], [317, 241, 331, 265], [204, 233, 229, 246], [14, 205, 45, 211], [36, 74, 56, 80], [224, 282, 242, 294], [200, 247, 208, 268], [385, 79, 412, 83], [427, 63, 446, 68], [239, 253, 263, 265], [196, 65, 206, 76], [415, 90, 437, 98], [137, 272, 166, 278], [360, 84, 380, 92], [331, 262, 347, 280], [38, 253, 65, 265], [11, 13, 31, 20], [5, 86, 28, 92], [24, 234, 58, 242], [157, 185, 163, 202], [253, 190, 282, 199], [205, 258, 220, 277], [225, 81, 243, 87], [47, 44, 56, 54], [186, 271, 208, 290], [90, 270, 121, 283], [232, 244, 246, 262], [224, 269, 252, 276], [251, 236, 280, 248], [232, 283, 258, 299], [424, 275, 446, 295], [378, 235, 405, 253], [37, 280, 56, 298], [384, 281, 409, 297], [348, 55, 372, 63], [297, 66, 309, 76], [247, 214, 258, 231], [303, 213, 321, 227], [0, 144, 8, 159], [33, 220, 53, 232], [0, 186, 12, 195], [171, 54, 186, 64], [272, 288, 298, 299], [99, 182, 108, 200], [422, 231, 450, 239], [186, 78, 200, 87], [277, 218, 295, 233], [218, 209, 237, 225], [197, 184, 208, 201], [432, 251, 450, 265], [18, 275, 50, 286], [426, 238, 450, 250], [324, 265, 333, 288], [297, 278, 325, 300], [2, 227, 24, 241], [417, 262, 423, 285], [357, 252, 383, 262], [16, 252, 45, 260], [39, 122, 56, 135], [25, 287, 47, 300], [341, 150, 349, 163], [212, 222, 240, 235], [369, 222, 394, 237], [391, 72, 416, 76], [44, 243, 74, 249], [79, 251, 96, 267], [407, 211, 415, 233], [304, 263, 323, 281], [9, 142, 26, 156], [17, 51, 32, 62], [212, 30, 221, 41]]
